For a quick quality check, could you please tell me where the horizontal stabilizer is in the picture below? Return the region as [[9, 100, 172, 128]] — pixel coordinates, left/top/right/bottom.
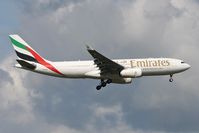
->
[[16, 59, 36, 70]]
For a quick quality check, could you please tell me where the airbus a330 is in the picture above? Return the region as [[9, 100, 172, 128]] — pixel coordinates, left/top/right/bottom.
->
[[9, 35, 190, 90]]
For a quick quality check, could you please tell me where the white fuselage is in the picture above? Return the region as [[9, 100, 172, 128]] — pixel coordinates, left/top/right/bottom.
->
[[17, 58, 190, 84]]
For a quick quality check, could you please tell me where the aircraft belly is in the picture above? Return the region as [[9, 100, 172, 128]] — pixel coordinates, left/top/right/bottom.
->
[[61, 67, 97, 78], [142, 67, 184, 76]]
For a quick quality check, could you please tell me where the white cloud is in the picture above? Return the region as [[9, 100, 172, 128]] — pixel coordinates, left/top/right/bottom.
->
[[49, 124, 81, 133], [122, 0, 147, 40], [94, 104, 122, 116], [0, 56, 34, 124]]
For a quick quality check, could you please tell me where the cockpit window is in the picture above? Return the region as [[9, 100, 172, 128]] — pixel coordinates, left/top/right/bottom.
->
[[181, 61, 185, 63]]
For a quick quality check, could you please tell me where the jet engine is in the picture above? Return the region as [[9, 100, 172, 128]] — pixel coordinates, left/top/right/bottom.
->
[[112, 78, 132, 84], [120, 68, 142, 78]]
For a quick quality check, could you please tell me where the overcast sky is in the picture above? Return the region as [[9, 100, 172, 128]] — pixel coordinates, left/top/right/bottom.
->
[[0, 0, 199, 133]]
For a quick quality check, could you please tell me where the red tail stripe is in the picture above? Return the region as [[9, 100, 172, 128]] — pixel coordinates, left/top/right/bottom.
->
[[26, 46, 64, 76]]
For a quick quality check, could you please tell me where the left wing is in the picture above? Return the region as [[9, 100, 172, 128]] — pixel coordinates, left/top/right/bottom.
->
[[86, 45, 124, 75]]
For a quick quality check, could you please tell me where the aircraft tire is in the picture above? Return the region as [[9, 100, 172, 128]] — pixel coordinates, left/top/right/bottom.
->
[[101, 82, 106, 87], [169, 78, 173, 82], [96, 85, 102, 90], [106, 79, 112, 84]]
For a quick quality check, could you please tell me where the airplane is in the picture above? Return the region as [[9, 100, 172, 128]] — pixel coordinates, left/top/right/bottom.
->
[[9, 34, 191, 90]]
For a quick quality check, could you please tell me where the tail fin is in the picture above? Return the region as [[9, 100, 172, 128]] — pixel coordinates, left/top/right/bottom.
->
[[9, 35, 64, 75], [9, 35, 46, 63]]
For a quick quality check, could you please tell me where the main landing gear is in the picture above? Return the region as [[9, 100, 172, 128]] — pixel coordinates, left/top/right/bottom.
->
[[96, 79, 112, 90], [169, 74, 173, 82]]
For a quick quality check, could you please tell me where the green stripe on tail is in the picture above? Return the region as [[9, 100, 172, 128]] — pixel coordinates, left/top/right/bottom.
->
[[9, 36, 27, 51]]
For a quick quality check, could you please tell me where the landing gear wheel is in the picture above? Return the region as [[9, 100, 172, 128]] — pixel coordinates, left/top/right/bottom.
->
[[169, 74, 173, 82], [96, 85, 102, 90], [100, 79, 107, 87], [96, 79, 112, 90], [169, 78, 173, 82], [101, 82, 106, 87], [106, 79, 112, 84]]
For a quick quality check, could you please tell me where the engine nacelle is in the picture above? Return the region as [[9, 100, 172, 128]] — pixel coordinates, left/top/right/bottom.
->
[[112, 78, 132, 84], [120, 68, 142, 78]]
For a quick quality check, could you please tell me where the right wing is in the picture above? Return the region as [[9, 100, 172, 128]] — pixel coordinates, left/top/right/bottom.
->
[[86, 45, 124, 75]]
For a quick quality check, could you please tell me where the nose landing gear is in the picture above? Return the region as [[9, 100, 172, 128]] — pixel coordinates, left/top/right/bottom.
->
[[96, 79, 112, 90], [169, 74, 173, 82]]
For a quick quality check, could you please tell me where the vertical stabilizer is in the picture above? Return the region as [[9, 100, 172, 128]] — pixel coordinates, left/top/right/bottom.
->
[[9, 34, 45, 63]]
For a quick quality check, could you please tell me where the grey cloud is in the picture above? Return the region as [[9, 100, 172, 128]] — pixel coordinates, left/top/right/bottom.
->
[[18, 0, 125, 60], [18, 0, 85, 16], [122, 78, 199, 132], [0, 68, 13, 84]]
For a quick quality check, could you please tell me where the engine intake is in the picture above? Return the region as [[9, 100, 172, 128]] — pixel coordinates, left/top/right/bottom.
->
[[120, 68, 142, 78]]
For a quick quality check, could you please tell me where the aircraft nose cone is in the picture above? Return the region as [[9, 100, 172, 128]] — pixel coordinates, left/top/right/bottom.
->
[[185, 63, 191, 70]]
